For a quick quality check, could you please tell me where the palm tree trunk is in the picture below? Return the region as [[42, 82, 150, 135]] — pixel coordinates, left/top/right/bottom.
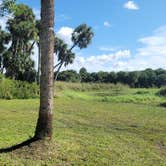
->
[[35, 0, 54, 139]]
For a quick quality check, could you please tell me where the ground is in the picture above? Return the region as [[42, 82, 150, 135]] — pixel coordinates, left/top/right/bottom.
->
[[0, 84, 166, 165]]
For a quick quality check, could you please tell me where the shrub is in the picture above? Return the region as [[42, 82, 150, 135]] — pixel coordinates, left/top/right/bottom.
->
[[0, 78, 15, 99], [157, 87, 166, 97], [0, 78, 39, 99]]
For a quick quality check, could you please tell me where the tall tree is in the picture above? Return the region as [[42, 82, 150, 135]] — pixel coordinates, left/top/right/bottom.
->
[[79, 67, 88, 82], [54, 24, 94, 80], [2, 4, 37, 81], [35, 0, 54, 139]]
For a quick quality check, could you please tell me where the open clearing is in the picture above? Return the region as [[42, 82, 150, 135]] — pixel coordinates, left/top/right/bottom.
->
[[0, 86, 166, 165]]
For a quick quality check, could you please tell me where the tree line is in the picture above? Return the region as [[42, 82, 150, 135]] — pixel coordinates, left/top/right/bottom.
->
[[57, 68, 166, 88]]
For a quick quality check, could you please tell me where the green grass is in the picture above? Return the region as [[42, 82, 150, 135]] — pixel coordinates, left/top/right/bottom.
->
[[57, 85, 165, 106], [0, 86, 166, 165]]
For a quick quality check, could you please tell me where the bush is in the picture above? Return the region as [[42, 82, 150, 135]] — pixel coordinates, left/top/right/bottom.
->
[[0, 78, 39, 99], [0, 78, 15, 99], [157, 87, 166, 97]]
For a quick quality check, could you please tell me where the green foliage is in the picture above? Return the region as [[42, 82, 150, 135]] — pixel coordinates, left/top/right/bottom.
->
[[13, 80, 39, 99], [57, 70, 80, 83], [57, 68, 166, 88], [54, 24, 94, 81], [0, 0, 16, 16], [54, 36, 75, 67], [157, 86, 166, 97], [55, 81, 128, 92], [0, 77, 39, 99], [0, 77, 14, 99], [79, 67, 88, 82], [54, 82, 165, 106], [1, 4, 37, 82], [72, 24, 94, 49]]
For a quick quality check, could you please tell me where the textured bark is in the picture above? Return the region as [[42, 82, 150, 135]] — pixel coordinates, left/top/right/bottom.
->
[[35, 0, 54, 139]]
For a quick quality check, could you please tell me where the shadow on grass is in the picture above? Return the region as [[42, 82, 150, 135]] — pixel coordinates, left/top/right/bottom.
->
[[0, 137, 40, 153]]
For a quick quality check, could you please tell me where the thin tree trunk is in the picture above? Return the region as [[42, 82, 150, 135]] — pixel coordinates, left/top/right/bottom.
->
[[35, 0, 54, 139]]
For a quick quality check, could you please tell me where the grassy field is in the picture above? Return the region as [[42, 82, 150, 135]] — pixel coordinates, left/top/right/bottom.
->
[[0, 82, 166, 165]]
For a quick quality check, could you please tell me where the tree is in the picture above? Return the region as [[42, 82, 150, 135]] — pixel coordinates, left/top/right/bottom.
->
[[35, 0, 54, 139], [156, 73, 166, 87], [127, 71, 139, 87], [117, 71, 128, 84], [96, 71, 109, 83], [1, 4, 37, 81], [107, 72, 117, 84], [54, 36, 75, 72], [79, 67, 88, 82], [54, 24, 94, 80], [57, 70, 80, 82]]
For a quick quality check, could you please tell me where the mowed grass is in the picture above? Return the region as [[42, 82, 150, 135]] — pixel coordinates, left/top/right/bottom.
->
[[0, 83, 166, 165]]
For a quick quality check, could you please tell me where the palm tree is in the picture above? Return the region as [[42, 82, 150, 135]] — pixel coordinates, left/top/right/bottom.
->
[[54, 24, 94, 80], [35, 0, 54, 139]]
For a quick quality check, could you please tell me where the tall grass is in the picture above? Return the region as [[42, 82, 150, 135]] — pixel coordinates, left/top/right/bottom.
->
[[55, 81, 129, 92]]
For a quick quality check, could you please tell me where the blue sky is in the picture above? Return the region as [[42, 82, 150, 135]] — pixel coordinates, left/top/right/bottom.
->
[[2, 0, 166, 72]]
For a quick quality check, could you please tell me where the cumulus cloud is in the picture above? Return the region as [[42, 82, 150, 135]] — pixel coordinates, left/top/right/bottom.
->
[[65, 50, 131, 72], [112, 26, 166, 71], [104, 21, 111, 28], [137, 26, 166, 56], [124, 1, 139, 10], [56, 26, 74, 46]]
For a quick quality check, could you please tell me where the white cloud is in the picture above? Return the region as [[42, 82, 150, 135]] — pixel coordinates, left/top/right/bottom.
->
[[0, 16, 8, 30], [104, 21, 111, 28], [56, 26, 74, 46], [65, 50, 131, 72], [124, 1, 139, 10], [33, 8, 40, 19], [112, 26, 166, 71], [64, 26, 166, 72], [137, 26, 166, 57]]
